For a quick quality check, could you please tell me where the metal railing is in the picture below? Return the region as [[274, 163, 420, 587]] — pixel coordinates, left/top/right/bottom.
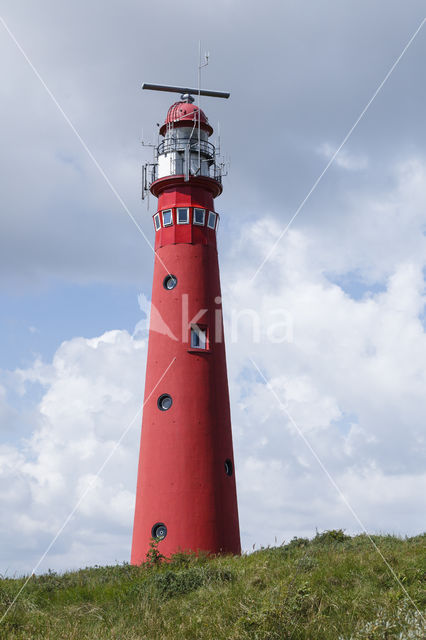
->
[[157, 138, 216, 158]]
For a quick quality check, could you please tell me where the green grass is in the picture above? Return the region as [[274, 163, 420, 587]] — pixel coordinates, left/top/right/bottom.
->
[[0, 531, 424, 639]]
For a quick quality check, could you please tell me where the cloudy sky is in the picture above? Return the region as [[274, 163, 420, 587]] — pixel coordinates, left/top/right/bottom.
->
[[0, 0, 425, 575]]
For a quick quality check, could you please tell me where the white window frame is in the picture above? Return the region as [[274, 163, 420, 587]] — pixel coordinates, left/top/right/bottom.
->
[[190, 325, 207, 349], [177, 207, 190, 224], [207, 211, 217, 229], [153, 213, 161, 231], [162, 209, 173, 227], [193, 208, 205, 226]]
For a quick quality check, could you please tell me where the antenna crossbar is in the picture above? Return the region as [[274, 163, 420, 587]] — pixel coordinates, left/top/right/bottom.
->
[[142, 83, 230, 99]]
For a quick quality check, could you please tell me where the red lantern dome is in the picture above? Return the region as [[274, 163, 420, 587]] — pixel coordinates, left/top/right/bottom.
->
[[159, 101, 213, 136]]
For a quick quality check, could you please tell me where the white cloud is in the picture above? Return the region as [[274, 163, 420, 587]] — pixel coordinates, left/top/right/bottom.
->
[[317, 142, 368, 170]]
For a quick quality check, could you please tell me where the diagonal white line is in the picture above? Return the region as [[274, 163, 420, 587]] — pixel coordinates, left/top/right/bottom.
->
[[0, 16, 171, 277], [250, 17, 426, 283], [249, 357, 424, 619], [0, 356, 176, 624]]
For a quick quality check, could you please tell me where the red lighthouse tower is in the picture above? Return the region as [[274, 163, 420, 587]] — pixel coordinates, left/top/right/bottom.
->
[[131, 83, 241, 562]]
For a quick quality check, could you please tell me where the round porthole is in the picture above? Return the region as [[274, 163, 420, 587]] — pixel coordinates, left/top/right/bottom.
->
[[152, 522, 167, 540], [157, 394, 173, 411], [224, 459, 233, 476], [163, 274, 177, 290]]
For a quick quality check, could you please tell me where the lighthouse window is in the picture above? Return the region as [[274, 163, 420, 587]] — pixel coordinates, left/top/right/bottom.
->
[[190, 325, 207, 349], [157, 394, 173, 411], [153, 213, 161, 231], [193, 208, 205, 225], [177, 207, 189, 224], [152, 522, 167, 540], [207, 211, 217, 229], [163, 274, 177, 290], [162, 209, 173, 227], [224, 459, 233, 476]]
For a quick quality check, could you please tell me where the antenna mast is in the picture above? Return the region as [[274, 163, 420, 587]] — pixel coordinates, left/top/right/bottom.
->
[[197, 44, 209, 175]]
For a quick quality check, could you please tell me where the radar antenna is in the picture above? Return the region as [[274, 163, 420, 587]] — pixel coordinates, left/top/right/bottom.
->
[[142, 83, 230, 100]]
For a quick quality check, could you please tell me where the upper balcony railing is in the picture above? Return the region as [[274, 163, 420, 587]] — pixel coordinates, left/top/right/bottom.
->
[[157, 137, 216, 159]]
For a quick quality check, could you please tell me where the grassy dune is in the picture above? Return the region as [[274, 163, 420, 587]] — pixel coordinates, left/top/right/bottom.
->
[[0, 531, 424, 639]]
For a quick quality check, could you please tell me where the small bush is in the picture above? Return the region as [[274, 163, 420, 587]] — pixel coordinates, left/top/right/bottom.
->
[[313, 529, 350, 545], [285, 536, 311, 551], [128, 566, 234, 601], [152, 566, 233, 599]]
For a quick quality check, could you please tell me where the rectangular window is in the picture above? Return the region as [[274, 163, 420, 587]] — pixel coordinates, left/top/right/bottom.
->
[[190, 325, 207, 349], [177, 207, 189, 224], [153, 213, 161, 231], [162, 209, 173, 226], [207, 211, 217, 229], [193, 208, 205, 226]]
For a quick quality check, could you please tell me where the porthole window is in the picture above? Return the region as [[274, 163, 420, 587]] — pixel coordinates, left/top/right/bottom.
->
[[190, 325, 207, 349], [193, 208, 205, 226], [152, 522, 167, 540], [207, 211, 217, 229], [177, 207, 189, 224], [153, 213, 161, 231], [224, 459, 233, 476], [163, 274, 177, 290], [162, 209, 173, 226], [157, 394, 173, 411]]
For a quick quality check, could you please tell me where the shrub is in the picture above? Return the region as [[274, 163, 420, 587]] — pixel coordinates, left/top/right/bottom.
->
[[313, 529, 350, 545]]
